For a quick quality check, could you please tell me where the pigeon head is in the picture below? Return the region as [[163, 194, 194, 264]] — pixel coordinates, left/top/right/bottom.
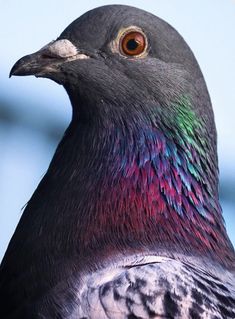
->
[[11, 6, 207, 123], [10, 5, 234, 267]]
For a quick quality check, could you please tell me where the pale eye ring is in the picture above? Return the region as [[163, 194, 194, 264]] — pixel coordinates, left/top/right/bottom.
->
[[120, 30, 147, 57]]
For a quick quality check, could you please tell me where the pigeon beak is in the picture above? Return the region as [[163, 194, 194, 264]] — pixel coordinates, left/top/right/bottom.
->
[[10, 39, 89, 78], [10, 51, 51, 77]]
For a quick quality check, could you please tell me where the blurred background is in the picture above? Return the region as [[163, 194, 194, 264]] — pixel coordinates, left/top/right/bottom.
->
[[0, 0, 234, 261]]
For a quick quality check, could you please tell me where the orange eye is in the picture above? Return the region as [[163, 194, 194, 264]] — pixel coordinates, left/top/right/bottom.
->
[[120, 31, 147, 56]]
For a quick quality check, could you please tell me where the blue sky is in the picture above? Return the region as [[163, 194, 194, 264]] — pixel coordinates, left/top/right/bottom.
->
[[0, 0, 235, 260]]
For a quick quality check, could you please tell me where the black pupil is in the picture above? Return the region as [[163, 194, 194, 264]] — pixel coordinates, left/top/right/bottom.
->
[[126, 39, 139, 51]]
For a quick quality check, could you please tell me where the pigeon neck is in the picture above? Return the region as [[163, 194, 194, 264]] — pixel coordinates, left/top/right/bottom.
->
[[57, 103, 234, 267], [46, 93, 234, 267]]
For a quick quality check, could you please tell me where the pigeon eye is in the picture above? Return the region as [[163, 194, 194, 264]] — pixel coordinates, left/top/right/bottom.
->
[[120, 31, 147, 57]]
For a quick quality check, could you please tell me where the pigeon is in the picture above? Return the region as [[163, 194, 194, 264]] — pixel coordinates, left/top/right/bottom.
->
[[1, 4, 235, 318]]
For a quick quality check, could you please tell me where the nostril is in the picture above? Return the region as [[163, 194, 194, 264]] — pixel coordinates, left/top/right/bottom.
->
[[41, 52, 62, 59], [41, 53, 55, 59]]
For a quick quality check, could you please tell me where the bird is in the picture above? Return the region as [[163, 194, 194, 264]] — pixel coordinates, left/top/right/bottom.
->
[[1, 4, 235, 318]]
